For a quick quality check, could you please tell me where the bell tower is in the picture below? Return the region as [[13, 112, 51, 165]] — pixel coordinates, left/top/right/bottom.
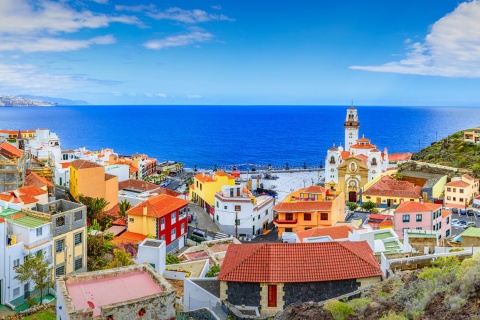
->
[[344, 103, 359, 151]]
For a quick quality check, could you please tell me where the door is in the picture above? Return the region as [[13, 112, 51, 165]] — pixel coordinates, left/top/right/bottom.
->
[[387, 199, 392, 208], [59, 177, 62, 186], [178, 235, 185, 250], [24, 283, 29, 300], [252, 226, 255, 236], [268, 284, 277, 307], [348, 191, 356, 203]]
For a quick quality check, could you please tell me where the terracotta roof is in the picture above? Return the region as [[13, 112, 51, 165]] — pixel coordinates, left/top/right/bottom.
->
[[112, 231, 147, 245], [0, 142, 23, 158], [329, 147, 339, 151], [296, 225, 356, 242], [341, 151, 351, 159], [218, 242, 382, 283], [300, 186, 327, 194], [388, 152, 412, 162], [155, 188, 181, 197], [379, 220, 394, 228], [70, 160, 102, 170], [395, 201, 442, 213], [17, 185, 47, 196], [357, 137, 371, 142], [129, 165, 138, 173], [370, 148, 380, 153], [25, 171, 53, 188], [356, 154, 368, 165], [126, 194, 189, 218], [104, 173, 117, 181], [59, 162, 70, 169], [19, 195, 39, 204], [475, 195, 480, 200], [463, 174, 475, 181], [274, 201, 333, 213], [350, 143, 376, 149], [119, 179, 159, 191], [195, 173, 216, 183], [442, 210, 451, 218], [363, 175, 422, 198], [112, 217, 126, 226], [104, 204, 120, 217], [445, 180, 470, 187], [368, 213, 390, 221], [0, 193, 14, 202], [0, 218, 4, 223]]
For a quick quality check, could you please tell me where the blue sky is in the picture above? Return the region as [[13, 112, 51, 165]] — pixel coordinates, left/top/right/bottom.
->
[[1, 0, 480, 106]]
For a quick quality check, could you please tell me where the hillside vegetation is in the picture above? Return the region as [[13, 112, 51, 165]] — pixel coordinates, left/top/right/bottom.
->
[[411, 129, 480, 178], [277, 254, 480, 320]]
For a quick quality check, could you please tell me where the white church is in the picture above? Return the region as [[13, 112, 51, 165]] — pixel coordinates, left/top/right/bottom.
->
[[325, 106, 389, 202]]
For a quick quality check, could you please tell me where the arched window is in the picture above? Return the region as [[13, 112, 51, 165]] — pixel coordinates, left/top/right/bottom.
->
[[330, 156, 335, 164], [371, 158, 377, 165]]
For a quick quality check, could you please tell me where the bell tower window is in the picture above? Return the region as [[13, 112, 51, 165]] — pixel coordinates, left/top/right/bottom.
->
[[330, 156, 335, 164]]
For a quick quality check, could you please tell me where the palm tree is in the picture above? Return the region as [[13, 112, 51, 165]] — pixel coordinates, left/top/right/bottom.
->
[[92, 198, 109, 216], [119, 200, 131, 218]]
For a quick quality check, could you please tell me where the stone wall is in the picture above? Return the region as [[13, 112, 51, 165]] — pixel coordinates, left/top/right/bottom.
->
[[226, 282, 261, 308], [460, 236, 480, 247]]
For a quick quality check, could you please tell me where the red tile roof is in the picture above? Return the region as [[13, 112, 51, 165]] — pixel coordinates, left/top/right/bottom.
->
[[296, 225, 356, 242], [218, 242, 382, 283], [112, 231, 147, 245], [0, 193, 14, 202], [363, 175, 422, 198], [388, 152, 412, 162], [0, 218, 4, 223], [356, 154, 368, 165], [368, 213, 390, 221], [104, 173, 117, 181], [357, 137, 371, 142], [341, 151, 351, 159], [301, 186, 327, 194], [0, 142, 23, 158], [445, 180, 470, 187], [119, 179, 159, 191], [17, 185, 47, 196], [195, 173, 216, 183], [19, 195, 39, 204], [379, 220, 394, 228], [395, 201, 442, 213], [70, 160, 102, 170], [274, 201, 333, 213], [442, 210, 451, 218], [25, 171, 53, 188], [104, 204, 120, 217], [113, 217, 126, 226], [350, 143, 376, 149], [126, 194, 189, 218], [463, 174, 475, 181]]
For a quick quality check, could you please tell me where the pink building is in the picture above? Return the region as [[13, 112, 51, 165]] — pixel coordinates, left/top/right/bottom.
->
[[394, 202, 451, 240]]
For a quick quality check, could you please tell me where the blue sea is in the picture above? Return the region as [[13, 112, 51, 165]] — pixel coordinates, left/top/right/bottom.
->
[[1, 105, 479, 169]]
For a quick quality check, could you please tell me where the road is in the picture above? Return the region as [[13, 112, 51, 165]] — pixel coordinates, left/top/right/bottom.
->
[[451, 210, 480, 237]]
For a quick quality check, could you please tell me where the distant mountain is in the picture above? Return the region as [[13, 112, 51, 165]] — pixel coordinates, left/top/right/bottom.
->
[[0, 95, 55, 107], [16, 94, 88, 106]]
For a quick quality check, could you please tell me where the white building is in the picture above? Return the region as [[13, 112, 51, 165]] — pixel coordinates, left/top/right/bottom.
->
[[105, 164, 129, 182], [213, 186, 274, 238], [24, 129, 61, 164], [134, 239, 166, 275]]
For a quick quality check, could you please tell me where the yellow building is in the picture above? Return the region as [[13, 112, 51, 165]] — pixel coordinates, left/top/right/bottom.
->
[[445, 174, 480, 208], [190, 171, 236, 215], [273, 186, 345, 236], [361, 175, 422, 208], [69, 160, 118, 210], [336, 156, 369, 203]]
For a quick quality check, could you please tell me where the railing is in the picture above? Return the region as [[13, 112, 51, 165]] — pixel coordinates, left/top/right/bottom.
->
[[24, 235, 53, 249], [273, 219, 297, 225]]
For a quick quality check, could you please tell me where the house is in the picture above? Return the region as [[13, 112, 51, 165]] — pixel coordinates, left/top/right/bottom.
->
[[0, 142, 25, 193], [444, 174, 480, 209], [387, 153, 413, 168], [362, 175, 422, 208], [403, 230, 438, 254], [349, 228, 404, 255], [23, 128, 61, 163], [25, 171, 54, 193], [463, 127, 480, 144], [218, 242, 383, 315], [295, 225, 356, 243], [69, 160, 118, 210], [213, 185, 274, 238], [124, 194, 189, 253], [393, 201, 451, 240], [473, 195, 480, 208], [457, 227, 480, 247], [190, 171, 236, 216], [0, 198, 86, 309], [118, 179, 181, 207], [400, 171, 448, 202], [56, 264, 176, 320], [273, 186, 345, 236]]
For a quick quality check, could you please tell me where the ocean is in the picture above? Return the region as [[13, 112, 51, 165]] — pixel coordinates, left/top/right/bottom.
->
[[1, 105, 479, 169]]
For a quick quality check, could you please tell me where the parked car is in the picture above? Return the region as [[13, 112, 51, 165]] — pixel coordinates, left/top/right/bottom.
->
[[464, 222, 476, 229], [460, 209, 467, 215], [467, 209, 475, 216], [452, 208, 459, 214], [452, 218, 460, 225], [477, 211, 480, 217], [187, 213, 193, 223]]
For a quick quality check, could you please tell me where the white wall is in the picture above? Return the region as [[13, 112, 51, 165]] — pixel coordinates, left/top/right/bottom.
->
[[135, 239, 166, 274], [105, 165, 129, 182], [183, 278, 220, 312], [0, 220, 6, 305]]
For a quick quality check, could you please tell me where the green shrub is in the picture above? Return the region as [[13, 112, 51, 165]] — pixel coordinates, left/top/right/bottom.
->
[[379, 311, 408, 320], [346, 298, 371, 314], [361, 201, 376, 211], [206, 264, 220, 277], [166, 253, 180, 265], [347, 202, 358, 211], [323, 300, 353, 320], [26, 297, 38, 308]]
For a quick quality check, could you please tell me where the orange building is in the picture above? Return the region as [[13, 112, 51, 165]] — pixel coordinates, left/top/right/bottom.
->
[[273, 186, 345, 236], [69, 160, 118, 210]]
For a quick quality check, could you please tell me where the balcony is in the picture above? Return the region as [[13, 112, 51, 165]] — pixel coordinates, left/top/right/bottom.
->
[[23, 235, 53, 251], [274, 219, 297, 225]]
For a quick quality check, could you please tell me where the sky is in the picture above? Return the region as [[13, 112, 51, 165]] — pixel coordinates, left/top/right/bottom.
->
[[1, 0, 480, 106]]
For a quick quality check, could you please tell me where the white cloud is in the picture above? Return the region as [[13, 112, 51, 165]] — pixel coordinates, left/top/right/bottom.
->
[[144, 32, 214, 50], [211, 5, 222, 10], [92, 0, 108, 4], [187, 94, 202, 99], [115, 4, 157, 13], [156, 93, 167, 98], [350, 0, 480, 78], [0, 35, 116, 52], [148, 7, 234, 23]]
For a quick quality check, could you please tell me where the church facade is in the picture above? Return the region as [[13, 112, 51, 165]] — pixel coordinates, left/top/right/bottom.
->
[[325, 106, 389, 203]]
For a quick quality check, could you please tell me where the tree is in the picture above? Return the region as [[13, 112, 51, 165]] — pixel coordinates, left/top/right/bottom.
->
[[104, 248, 135, 269], [347, 202, 358, 211], [119, 200, 131, 218], [473, 163, 480, 177], [14, 251, 52, 305], [361, 201, 376, 211]]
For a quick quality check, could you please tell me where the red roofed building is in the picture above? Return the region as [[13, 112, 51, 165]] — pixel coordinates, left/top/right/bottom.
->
[[125, 194, 189, 252], [393, 201, 450, 239], [189, 171, 236, 216], [296, 225, 357, 242], [0, 142, 26, 193], [218, 242, 383, 315], [444, 174, 479, 209], [362, 175, 422, 208], [274, 187, 345, 236]]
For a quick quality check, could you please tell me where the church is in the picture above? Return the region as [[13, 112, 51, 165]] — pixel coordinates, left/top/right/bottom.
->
[[325, 106, 389, 203]]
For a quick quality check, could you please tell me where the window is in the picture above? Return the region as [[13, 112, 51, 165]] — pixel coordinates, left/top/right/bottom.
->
[[74, 232, 82, 246], [13, 287, 20, 297], [453, 188, 456, 192], [74, 211, 82, 221], [235, 205, 241, 211], [285, 228, 293, 232], [161, 234, 165, 241], [304, 213, 311, 221], [453, 197, 456, 201], [460, 198, 464, 202], [181, 223, 185, 235], [402, 214, 410, 222], [447, 217, 450, 224], [321, 213, 328, 220], [13, 259, 20, 268], [56, 266, 65, 276], [161, 218, 165, 230], [56, 216, 65, 227], [447, 187, 451, 192], [230, 189, 234, 197], [224, 206, 227, 210], [447, 196, 451, 200], [56, 239, 64, 253], [216, 202, 219, 208], [258, 214, 260, 220], [416, 214, 422, 222], [75, 258, 83, 271], [416, 227, 422, 230], [171, 228, 176, 241], [237, 188, 240, 196], [171, 212, 176, 224], [268, 285, 277, 307], [460, 189, 464, 193], [129, 217, 134, 222], [216, 215, 219, 221], [446, 229, 450, 237], [199, 184, 202, 191], [265, 209, 268, 216], [286, 213, 293, 220], [36, 227, 42, 237], [439, 222, 442, 229]]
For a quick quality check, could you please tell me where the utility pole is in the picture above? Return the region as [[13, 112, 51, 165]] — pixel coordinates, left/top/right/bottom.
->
[[235, 211, 238, 238]]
